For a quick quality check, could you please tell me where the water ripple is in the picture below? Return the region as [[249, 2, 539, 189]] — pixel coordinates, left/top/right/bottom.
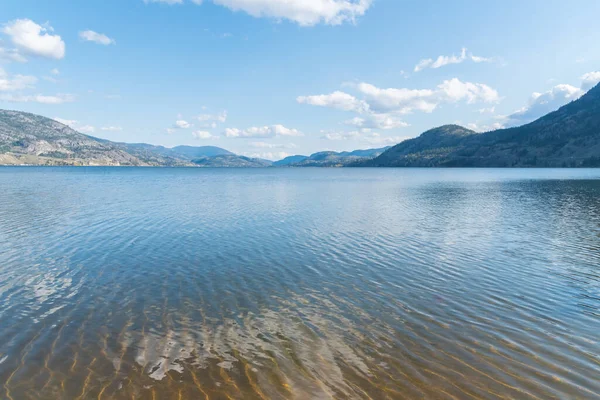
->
[[0, 167, 599, 399]]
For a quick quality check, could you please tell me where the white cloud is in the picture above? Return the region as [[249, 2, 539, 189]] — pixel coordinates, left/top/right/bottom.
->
[[414, 48, 495, 72], [174, 120, 192, 129], [480, 71, 600, 129], [581, 71, 600, 92], [51, 68, 59, 75], [322, 130, 361, 140], [242, 151, 290, 161], [150, 0, 372, 26], [354, 83, 437, 113], [437, 78, 500, 104], [53, 117, 95, 133], [355, 79, 498, 113], [192, 130, 215, 139], [197, 110, 227, 124], [144, 0, 184, 4], [345, 113, 409, 130], [297, 91, 369, 113], [0, 47, 27, 63], [101, 126, 123, 131], [0, 93, 74, 104], [503, 84, 582, 127], [321, 129, 405, 145], [2, 19, 65, 59], [465, 121, 504, 133], [300, 78, 499, 131], [477, 106, 495, 114], [79, 30, 115, 45], [224, 124, 303, 138], [76, 125, 95, 134], [250, 141, 296, 149], [0, 68, 37, 91]]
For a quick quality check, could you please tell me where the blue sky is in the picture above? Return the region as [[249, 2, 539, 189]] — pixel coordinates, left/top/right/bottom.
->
[[1, 0, 599, 160]]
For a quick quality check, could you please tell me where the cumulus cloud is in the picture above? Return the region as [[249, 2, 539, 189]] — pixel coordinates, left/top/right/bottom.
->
[[322, 129, 405, 145], [51, 68, 60, 75], [250, 141, 296, 149], [414, 48, 496, 72], [437, 78, 500, 104], [79, 30, 115, 45], [213, 0, 371, 26], [53, 117, 95, 133], [0, 93, 74, 104], [297, 91, 369, 113], [489, 71, 600, 128], [503, 84, 582, 127], [345, 113, 409, 130], [2, 19, 65, 59], [0, 68, 37, 91], [224, 124, 303, 138], [581, 71, 600, 92], [192, 130, 216, 139], [354, 83, 437, 113], [174, 120, 192, 129], [242, 151, 291, 161], [300, 78, 499, 130], [465, 121, 504, 133], [146, 0, 372, 26]]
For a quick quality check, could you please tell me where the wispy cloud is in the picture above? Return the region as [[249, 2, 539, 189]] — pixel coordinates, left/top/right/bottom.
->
[[79, 30, 115, 45], [414, 48, 497, 72], [224, 124, 303, 138]]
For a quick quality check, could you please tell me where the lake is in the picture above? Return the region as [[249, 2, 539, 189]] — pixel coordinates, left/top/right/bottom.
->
[[0, 167, 599, 399]]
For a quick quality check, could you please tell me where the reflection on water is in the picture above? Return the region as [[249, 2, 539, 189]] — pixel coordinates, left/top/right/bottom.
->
[[0, 167, 599, 399]]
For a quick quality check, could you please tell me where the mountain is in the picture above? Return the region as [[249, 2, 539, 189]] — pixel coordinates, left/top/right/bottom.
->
[[191, 155, 272, 167], [285, 147, 390, 167], [367, 82, 600, 167], [0, 109, 264, 167], [0, 110, 145, 166], [171, 145, 233, 159], [273, 155, 308, 166], [97, 141, 193, 166]]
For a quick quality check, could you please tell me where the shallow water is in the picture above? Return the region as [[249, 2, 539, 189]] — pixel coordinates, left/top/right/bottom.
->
[[0, 167, 599, 399]]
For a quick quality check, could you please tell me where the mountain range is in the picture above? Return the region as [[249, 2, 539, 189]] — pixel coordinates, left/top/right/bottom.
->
[[365, 82, 600, 167], [0, 110, 385, 167], [1, 82, 599, 168]]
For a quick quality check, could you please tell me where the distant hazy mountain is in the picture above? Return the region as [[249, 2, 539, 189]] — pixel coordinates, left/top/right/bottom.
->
[[171, 145, 233, 159], [367, 82, 600, 167], [191, 155, 272, 167], [4, 80, 600, 169], [287, 147, 391, 167], [273, 155, 308, 166]]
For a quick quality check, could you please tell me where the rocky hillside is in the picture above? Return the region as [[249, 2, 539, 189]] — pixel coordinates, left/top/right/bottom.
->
[[0, 110, 145, 166], [0, 110, 266, 167], [367, 82, 600, 167]]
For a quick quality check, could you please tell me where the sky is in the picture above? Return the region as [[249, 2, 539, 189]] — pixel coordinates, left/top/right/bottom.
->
[[1, 0, 599, 161]]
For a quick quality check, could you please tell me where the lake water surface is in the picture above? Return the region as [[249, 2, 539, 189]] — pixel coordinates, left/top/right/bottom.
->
[[0, 167, 599, 399]]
